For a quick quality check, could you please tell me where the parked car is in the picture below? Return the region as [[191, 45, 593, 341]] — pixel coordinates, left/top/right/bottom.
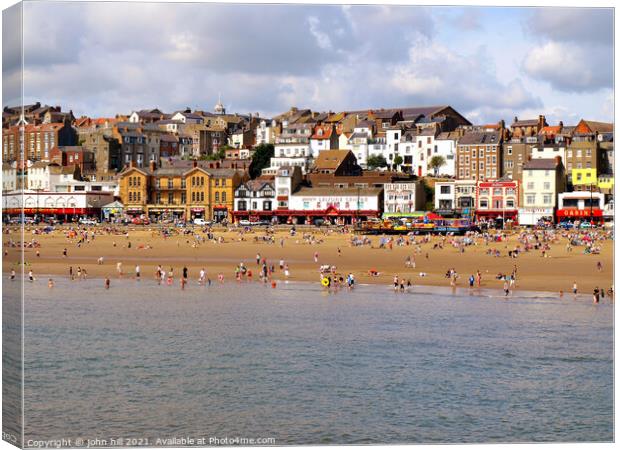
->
[[579, 221, 593, 229], [558, 221, 574, 230], [193, 218, 210, 226], [79, 218, 98, 225], [238, 219, 252, 226]]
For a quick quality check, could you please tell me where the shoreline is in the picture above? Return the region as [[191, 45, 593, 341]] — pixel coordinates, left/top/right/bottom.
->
[[8, 272, 612, 302]]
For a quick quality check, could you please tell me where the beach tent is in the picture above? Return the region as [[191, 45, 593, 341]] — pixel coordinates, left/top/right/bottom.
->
[[102, 200, 124, 219]]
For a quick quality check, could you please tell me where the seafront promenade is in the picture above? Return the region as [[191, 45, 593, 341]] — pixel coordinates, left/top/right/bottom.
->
[[3, 223, 614, 295]]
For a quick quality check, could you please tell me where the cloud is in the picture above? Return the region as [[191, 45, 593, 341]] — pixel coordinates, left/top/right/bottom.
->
[[526, 7, 613, 45], [2, 3, 23, 106], [8, 3, 611, 125], [523, 41, 613, 92], [521, 8, 613, 93]]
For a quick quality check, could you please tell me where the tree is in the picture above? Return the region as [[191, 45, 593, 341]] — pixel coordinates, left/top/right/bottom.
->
[[393, 155, 403, 170], [249, 143, 274, 178], [367, 155, 388, 170], [429, 155, 446, 176]]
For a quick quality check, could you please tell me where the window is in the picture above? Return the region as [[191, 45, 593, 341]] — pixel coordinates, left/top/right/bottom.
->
[[222, 192, 226, 202], [493, 188, 502, 196], [527, 182, 535, 190], [567, 149, 573, 158], [526, 194, 535, 204], [506, 200, 515, 208], [215, 192, 219, 203], [543, 194, 552, 204], [168, 179, 173, 189], [168, 192, 174, 204], [480, 199, 489, 208], [507, 146, 512, 155], [543, 182, 551, 190], [440, 186, 451, 194]]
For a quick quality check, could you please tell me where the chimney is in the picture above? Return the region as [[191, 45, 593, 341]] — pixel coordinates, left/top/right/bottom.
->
[[216, 161, 220, 169], [209, 162, 214, 169], [514, 116, 518, 124], [527, 154, 532, 161], [539, 115, 546, 129], [554, 155, 561, 166], [559, 121, 563, 128], [193, 159, 198, 168], [129, 160, 136, 168], [149, 160, 157, 172]]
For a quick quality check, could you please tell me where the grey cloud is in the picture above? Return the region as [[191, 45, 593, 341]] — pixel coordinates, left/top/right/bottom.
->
[[526, 7, 613, 45], [3, 3, 22, 107]]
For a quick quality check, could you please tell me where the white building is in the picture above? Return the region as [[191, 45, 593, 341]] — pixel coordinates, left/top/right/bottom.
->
[[269, 122, 314, 174], [518, 157, 566, 225], [27, 161, 84, 191], [171, 111, 204, 125], [255, 119, 277, 146], [434, 181, 456, 212], [2, 163, 17, 192], [433, 132, 459, 177], [234, 180, 275, 215], [289, 186, 383, 215], [531, 143, 567, 167], [385, 127, 403, 170], [309, 125, 339, 157], [383, 181, 426, 213], [274, 166, 303, 210], [3, 189, 114, 216]]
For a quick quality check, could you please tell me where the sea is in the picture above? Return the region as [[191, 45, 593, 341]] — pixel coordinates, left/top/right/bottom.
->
[[5, 276, 614, 445]]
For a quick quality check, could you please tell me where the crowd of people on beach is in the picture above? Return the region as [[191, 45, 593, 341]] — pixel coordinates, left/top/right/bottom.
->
[[3, 221, 614, 304]]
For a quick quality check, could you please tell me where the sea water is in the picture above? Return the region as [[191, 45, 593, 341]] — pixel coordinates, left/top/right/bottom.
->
[[11, 277, 614, 444]]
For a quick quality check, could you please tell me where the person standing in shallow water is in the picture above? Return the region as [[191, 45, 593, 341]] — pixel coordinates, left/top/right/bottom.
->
[[593, 287, 600, 304]]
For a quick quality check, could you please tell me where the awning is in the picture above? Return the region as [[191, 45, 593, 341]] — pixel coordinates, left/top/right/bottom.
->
[[556, 208, 603, 218]]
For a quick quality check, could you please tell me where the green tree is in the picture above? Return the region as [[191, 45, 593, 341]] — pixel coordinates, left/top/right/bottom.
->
[[249, 143, 275, 178], [367, 155, 388, 170], [429, 155, 446, 176], [392, 155, 403, 170]]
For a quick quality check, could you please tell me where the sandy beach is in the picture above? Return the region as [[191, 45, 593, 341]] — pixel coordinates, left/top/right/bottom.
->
[[3, 224, 614, 295]]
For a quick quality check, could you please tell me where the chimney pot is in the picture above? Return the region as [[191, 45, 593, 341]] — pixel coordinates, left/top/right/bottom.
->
[[193, 159, 197, 168]]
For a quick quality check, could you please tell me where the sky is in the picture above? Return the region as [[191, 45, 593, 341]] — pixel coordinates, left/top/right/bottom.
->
[[1, 2, 615, 125]]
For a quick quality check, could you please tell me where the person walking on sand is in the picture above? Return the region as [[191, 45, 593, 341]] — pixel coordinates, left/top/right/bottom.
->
[[314, 252, 319, 263], [116, 262, 123, 278], [256, 253, 261, 265], [393, 275, 399, 292], [135, 265, 141, 280], [62, 247, 67, 258], [105, 277, 110, 289], [199, 268, 206, 285], [503, 280, 510, 297], [28, 270, 34, 282], [597, 261, 603, 272], [469, 274, 475, 289], [573, 281, 578, 295]]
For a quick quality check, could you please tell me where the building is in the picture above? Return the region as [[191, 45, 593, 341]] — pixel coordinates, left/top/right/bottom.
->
[[269, 122, 313, 174], [287, 186, 383, 225], [474, 178, 519, 224], [518, 157, 566, 225], [118, 160, 245, 222], [565, 120, 613, 187], [309, 124, 339, 157], [3, 121, 78, 163], [49, 146, 96, 175], [310, 150, 360, 176], [434, 181, 456, 215], [2, 163, 17, 192], [255, 119, 277, 146], [453, 179, 477, 216], [383, 181, 426, 214], [2, 188, 114, 218], [433, 132, 459, 177], [510, 115, 547, 139], [233, 180, 275, 222], [456, 131, 501, 181], [502, 137, 539, 182], [80, 128, 122, 173], [557, 191, 605, 224]]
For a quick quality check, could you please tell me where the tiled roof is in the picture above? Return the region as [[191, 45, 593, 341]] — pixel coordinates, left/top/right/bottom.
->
[[458, 131, 500, 145], [313, 150, 353, 170], [523, 158, 560, 170], [311, 125, 334, 140]]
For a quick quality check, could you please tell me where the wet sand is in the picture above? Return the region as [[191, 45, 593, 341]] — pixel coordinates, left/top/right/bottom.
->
[[3, 225, 614, 294]]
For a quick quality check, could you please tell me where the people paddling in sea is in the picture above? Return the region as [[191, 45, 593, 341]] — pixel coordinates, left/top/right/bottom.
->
[[469, 274, 475, 288], [572, 281, 578, 295], [503, 280, 510, 297], [28, 270, 35, 282], [48, 278, 54, 288], [593, 287, 600, 304], [167, 268, 174, 285], [10, 268, 16, 280], [105, 277, 110, 289]]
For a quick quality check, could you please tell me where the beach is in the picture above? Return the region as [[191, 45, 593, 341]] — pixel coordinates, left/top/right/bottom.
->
[[3, 224, 614, 295]]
